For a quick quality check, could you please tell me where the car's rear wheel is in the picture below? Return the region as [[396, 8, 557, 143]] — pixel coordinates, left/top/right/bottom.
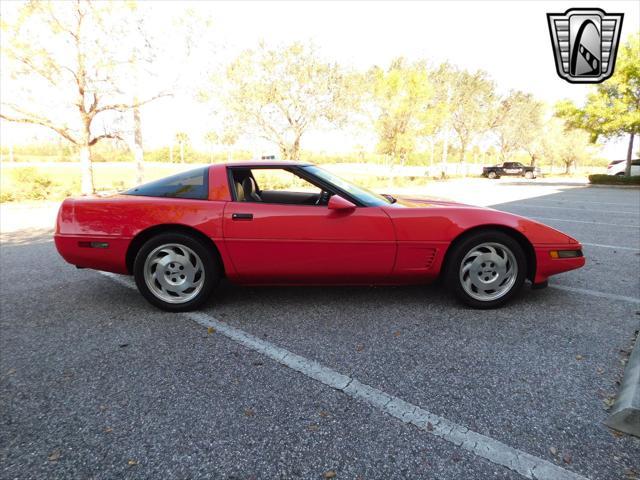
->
[[445, 230, 527, 309], [488, 171, 498, 179], [133, 232, 219, 311]]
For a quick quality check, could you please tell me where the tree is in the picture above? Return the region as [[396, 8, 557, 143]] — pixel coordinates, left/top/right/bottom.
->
[[175, 131, 189, 163], [493, 91, 544, 162], [213, 42, 356, 160], [556, 33, 639, 176], [204, 131, 218, 163], [449, 69, 496, 163], [369, 58, 433, 165], [0, 0, 166, 194], [418, 63, 452, 167], [556, 128, 594, 174], [204, 126, 239, 162]]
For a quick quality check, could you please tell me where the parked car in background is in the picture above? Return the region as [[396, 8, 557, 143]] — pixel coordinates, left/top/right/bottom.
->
[[607, 159, 640, 176], [482, 162, 540, 179]]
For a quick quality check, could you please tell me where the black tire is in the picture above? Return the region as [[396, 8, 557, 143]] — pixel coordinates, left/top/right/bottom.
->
[[487, 171, 498, 179], [444, 230, 527, 309], [615, 172, 625, 176], [524, 171, 534, 179], [133, 232, 220, 312]]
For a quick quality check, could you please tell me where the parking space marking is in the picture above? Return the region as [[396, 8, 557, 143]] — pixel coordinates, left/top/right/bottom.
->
[[98, 271, 588, 480], [550, 284, 640, 304], [526, 199, 639, 207], [581, 242, 640, 251], [529, 216, 640, 228], [504, 204, 640, 215]]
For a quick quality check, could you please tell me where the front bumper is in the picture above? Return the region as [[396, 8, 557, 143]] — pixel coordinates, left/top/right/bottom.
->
[[533, 245, 585, 284]]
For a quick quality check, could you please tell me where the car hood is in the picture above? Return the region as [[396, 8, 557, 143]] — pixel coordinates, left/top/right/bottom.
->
[[391, 196, 483, 209], [383, 196, 579, 245]]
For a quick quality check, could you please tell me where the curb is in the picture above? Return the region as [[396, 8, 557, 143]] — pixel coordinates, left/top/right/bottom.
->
[[586, 184, 640, 189], [604, 332, 640, 437]]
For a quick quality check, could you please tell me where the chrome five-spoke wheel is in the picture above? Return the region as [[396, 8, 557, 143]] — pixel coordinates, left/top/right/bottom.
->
[[446, 230, 526, 308], [134, 232, 220, 311], [144, 243, 205, 304], [459, 242, 517, 302]]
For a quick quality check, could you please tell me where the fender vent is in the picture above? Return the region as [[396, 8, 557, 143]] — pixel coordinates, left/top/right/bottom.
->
[[425, 248, 437, 269]]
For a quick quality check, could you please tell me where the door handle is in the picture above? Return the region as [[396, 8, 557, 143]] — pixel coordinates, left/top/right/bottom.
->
[[232, 213, 253, 220]]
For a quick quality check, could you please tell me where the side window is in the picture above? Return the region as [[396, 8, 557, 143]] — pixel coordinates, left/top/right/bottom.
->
[[230, 168, 324, 205], [252, 169, 319, 193], [125, 167, 209, 199]]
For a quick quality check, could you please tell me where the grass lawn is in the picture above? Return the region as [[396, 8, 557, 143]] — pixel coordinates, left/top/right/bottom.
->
[[0, 160, 606, 203], [0, 162, 206, 202]]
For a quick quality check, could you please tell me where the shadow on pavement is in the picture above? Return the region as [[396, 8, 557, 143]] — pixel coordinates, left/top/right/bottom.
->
[[0, 228, 53, 246]]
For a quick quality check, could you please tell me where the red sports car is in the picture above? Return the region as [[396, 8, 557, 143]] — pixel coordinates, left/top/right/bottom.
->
[[54, 161, 585, 311]]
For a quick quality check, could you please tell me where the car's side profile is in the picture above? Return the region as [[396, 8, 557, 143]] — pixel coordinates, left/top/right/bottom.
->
[[607, 159, 640, 176], [54, 161, 585, 311]]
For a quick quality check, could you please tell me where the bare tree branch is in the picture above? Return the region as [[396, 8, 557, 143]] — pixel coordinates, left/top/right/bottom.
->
[[88, 132, 122, 146], [0, 112, 78, 145], [94, 93, 172, 114]]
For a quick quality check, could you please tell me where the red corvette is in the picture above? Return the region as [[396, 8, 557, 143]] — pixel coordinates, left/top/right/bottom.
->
[[54, 161, 585, 311]]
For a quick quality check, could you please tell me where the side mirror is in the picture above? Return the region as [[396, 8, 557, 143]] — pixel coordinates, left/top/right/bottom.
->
[[328, 195, 356, 211]]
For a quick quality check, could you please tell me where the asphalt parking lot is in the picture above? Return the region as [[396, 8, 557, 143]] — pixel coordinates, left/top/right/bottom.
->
[[1, 180, 639, 479]]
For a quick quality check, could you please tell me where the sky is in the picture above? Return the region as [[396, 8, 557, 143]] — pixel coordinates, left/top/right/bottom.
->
[[2, 0, 639, 159]]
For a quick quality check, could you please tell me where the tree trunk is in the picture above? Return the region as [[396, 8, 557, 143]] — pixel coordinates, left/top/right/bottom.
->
[[441, 129, 449, 178], [429, 139, 435, 167], [625, 132, 635, 177], [290, 136, 301, 160], [459, 141, 466, 164], [80, 145, 94, 195], [133, 104, 144, 185]]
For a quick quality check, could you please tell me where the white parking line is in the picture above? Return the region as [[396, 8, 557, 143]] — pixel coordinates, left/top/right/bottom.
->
[[530, 216, 640, 228], [582, 242, 640, 252], [505, 204, 640, 215], [550, 284, 640, 304], [98, 271, 588, 480], [530, 199, 639, 207]]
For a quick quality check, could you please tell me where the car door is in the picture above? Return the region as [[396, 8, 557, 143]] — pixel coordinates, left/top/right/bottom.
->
[[222, 167, 396, 283], [503, 162, 521, 175]]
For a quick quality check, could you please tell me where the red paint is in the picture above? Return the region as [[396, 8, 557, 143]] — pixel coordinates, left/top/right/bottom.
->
[[54, 163, 585, 286]]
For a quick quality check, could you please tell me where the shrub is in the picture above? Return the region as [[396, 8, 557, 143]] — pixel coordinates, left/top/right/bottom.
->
[[1, 167, 60, 201], [588, 174, 640, 185]]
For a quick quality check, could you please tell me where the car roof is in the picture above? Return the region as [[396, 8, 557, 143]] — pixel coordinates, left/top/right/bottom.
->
[[222, 160, 312, 168]]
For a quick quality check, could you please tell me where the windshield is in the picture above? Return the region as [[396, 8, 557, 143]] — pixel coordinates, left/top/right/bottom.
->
[[302, 165, 391, 207]]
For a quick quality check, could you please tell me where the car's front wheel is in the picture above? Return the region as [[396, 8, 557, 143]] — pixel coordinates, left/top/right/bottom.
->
[[487, 171, 498, 179], [133, 232, 220, 311], [445, 230, 527, 309], [524, 171, 534, 179]]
